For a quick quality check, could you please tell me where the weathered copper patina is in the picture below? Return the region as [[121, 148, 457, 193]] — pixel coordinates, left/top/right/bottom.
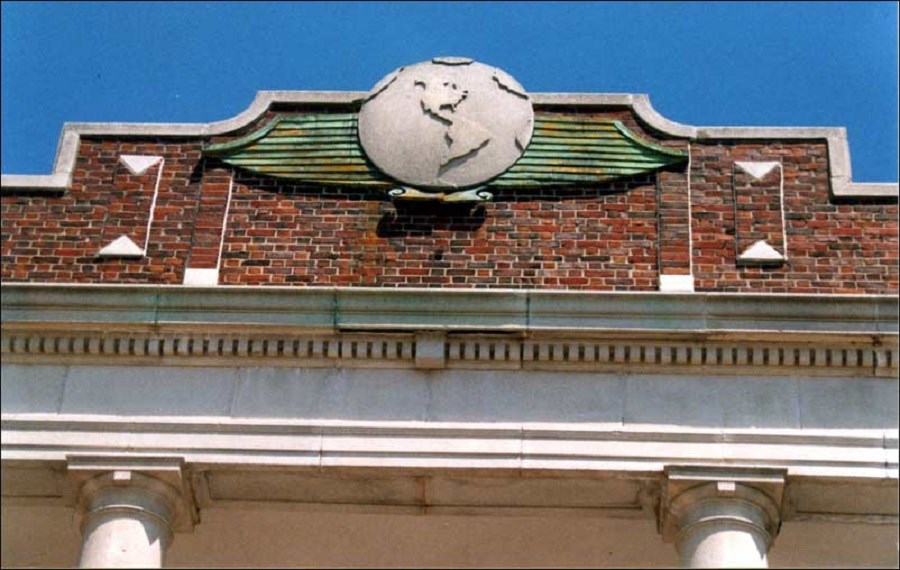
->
[[202, 112, 687, 192]]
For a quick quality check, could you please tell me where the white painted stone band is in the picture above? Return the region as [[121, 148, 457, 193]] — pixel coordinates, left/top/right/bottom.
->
[[3, 417, 893, 522], [182, 268, 220, 287], [4, 414, 896, 480], [659, 275, 695, 293], [1, 92, 894, 199]]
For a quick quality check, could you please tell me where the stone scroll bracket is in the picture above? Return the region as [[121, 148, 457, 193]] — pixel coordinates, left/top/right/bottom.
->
[[183, 162, 233, 286], [733, 161, 787, 265]]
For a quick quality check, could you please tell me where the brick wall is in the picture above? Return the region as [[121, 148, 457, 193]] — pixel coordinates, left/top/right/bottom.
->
[[2, 109, 897, 293], [690, 141, 898, 293], [219, 174, 658, 288]]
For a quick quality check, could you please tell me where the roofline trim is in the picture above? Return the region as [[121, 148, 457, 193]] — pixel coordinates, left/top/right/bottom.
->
[[1, 91, 896, 199], [2, 282, 897, 337]]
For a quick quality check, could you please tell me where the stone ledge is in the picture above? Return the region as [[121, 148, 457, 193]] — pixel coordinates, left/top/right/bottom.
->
[[2, 284, 897, 336]]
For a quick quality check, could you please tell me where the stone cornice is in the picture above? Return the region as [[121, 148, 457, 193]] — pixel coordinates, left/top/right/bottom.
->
[[3, 285, 896, 376], [1, 91, 895, 199], [2, 284, 897, 336]]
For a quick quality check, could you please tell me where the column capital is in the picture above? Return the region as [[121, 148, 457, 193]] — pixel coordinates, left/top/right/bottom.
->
[[66, 455, 198, 533], [659, 466, 787, 544]]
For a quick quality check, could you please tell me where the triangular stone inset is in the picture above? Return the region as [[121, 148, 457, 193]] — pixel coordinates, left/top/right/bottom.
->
[[738, 240, 784, 262], [119, 155, 162, 176], [98, 235, 144, 257], [735, 161, 779, 181]]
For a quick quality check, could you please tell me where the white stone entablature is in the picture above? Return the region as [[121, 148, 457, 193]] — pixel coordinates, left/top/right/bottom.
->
[[2, 278, 898, 566], [3, 283, 897, 515]]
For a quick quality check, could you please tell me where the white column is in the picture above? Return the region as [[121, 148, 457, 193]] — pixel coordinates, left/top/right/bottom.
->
[[671, 482, 778, 567], [660, 468, 785, 569], [76, 470, 181, 568]]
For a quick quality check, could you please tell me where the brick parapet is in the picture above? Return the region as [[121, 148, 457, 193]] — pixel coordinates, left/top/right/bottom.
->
[[2, 98, 896, 293]]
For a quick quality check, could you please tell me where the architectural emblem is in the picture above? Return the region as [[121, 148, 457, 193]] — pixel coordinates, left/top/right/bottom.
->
[[202, 57, 688, 202], [357, 57, 534, 191], [2, 44, 899, 568]]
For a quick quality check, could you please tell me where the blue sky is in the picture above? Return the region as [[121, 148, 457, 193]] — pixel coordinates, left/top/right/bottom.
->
[[2, 1, 897, 181]]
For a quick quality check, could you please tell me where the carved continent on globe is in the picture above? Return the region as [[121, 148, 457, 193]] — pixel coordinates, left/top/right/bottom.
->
[[358, 57, 534, 190]]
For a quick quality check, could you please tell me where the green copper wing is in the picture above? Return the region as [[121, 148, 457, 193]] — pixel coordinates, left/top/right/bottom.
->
[[202, 113, 687, 188], [203, 113, 393, 187], [491, 115, 687, 187]]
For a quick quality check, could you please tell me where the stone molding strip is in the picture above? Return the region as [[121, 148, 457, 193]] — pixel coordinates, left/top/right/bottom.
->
[[3, 415, 897, 483], [1, 329, 896, 377], [1, 92, 895, 199], [2, 284, 898, 336]]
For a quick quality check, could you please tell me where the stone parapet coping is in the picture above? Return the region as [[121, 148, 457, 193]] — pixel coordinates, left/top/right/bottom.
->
[[1, 92, 895, 199], [2, 283, 897, 337]]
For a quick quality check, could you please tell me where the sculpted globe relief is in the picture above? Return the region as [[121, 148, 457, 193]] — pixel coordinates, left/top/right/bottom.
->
[[357, 57, 534, 190], [201, 56, 689, 199]]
